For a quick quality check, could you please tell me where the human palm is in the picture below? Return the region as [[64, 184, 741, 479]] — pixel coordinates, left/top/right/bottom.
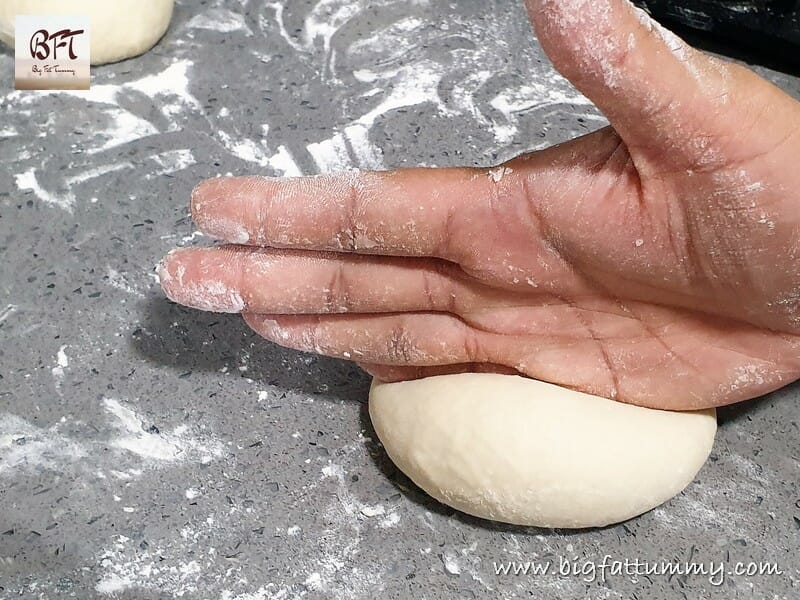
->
[[160, 0, 800, 409]]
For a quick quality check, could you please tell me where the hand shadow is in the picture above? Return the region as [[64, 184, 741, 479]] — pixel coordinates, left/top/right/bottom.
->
[[134, 294, 791, 537], [130, 295, 371, 403]]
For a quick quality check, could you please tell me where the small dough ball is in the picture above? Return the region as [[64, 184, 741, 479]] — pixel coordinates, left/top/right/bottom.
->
[[369, 374, 717, 528], [0, 0, 175, 65]]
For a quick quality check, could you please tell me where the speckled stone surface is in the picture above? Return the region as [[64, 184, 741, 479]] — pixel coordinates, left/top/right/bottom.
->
[[1, 1, 799, 598]]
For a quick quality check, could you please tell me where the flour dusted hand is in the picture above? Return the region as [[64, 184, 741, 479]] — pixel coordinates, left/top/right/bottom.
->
[[159, 0, 800, 409]]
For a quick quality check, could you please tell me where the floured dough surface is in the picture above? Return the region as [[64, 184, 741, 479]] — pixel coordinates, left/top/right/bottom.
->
[[0, 0, 174, 65], [369, 373, 717, 528]]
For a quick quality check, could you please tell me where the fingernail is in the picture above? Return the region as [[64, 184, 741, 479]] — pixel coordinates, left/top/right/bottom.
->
[[156, 250, 181, 288], [196, 215, 250, 244], [168, 279, 245, 313], [158, 252, 245, 313], [262, 318, 291, 340]]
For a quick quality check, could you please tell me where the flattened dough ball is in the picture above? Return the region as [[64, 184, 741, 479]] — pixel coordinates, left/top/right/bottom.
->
[[0, 0, 175, 65], [369, 374, 717, 528]]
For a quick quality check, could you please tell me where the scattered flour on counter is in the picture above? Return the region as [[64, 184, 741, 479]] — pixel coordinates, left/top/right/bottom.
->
[[0, 397, 225, 478], [93, 107, 160, 154], [267, 145, 303, 177], [51, 345, 69, 384], [304, 572, 323, 590], [359, 504, 385, 518], [0, 304, 18, 325], [221, 588, 288, 600], [15, 169, 75, 212], [0, 415, 86, 475], [96, 534, 209, 597], [303, 459, 387, 595], [104, 398, 225, 464], [106, 267, 145, 298], [216, 130, 273, 167], [307, 134, 353, 173], [651, 451, 765, 540], [7, 59, 201, 150], [378, 512, 400, 528], [442, 551, 462, 575], [150, 149, 196, 175], [179, 230, 205, 246], [294, 1, 599, 171], [300, 0, 362, 54], [186, 8, 251, 34], [65, 162, 134, 186], [125, 59, 203, 113]]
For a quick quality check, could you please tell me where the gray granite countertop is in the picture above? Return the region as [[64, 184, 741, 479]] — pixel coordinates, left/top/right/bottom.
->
[[1, 1, 799, 598]]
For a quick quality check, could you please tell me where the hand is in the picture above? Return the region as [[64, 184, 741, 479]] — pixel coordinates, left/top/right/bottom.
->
[[159, 0, 800, 410]]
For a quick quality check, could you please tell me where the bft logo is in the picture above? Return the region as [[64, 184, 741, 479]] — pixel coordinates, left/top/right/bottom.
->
[[15, 15, 90, 90], [29, 28, 85, 61]]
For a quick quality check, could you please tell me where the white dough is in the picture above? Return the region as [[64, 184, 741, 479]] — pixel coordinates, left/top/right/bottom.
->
[[369, 374, 717, 528], [0, 0, 174, 65]]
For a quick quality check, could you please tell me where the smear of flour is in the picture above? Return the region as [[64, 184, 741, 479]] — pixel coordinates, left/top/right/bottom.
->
[[0, 415, 86, 475], [7, 59, 201, 152], [651, 450, 770, 540], [15, 169, 75, 212], [267, 145, 303, 176], [151, 149, 196, 174], [125, 60, 202, 111], [293, 0, 598, 171], [103, 398, 224, 463], [298, 459, 388, 594], [105, 267, 145, 298], [66, 162, 135, 186], [186, 8, 251, 34], [94, 107, 161, 154], [0, 398, 225, 478], [216, 130, 272, 167], [0, 304, 18, 325], [51, 345, 69, 379], [442, 551, 462, 575], [307, 134, 353, 173]]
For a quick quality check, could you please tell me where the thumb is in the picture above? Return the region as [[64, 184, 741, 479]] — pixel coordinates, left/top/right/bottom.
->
[[525, 0, 732, 169]]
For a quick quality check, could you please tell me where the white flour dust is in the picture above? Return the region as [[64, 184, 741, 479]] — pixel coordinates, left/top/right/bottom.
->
[[0, 304, 18, 325], [105, 267, 146, 298], [263, 0, 598, 173], [6, 59, 203, 213], [103, 398, 223, 463], [186, 8, 251, 34], [51, 345, 69, 381], [96, 534, 211, 596], [15, 168, 76, 213], [0, 415, 86, 476], [150, 148, 197, 176], [0, 398, 225, 478]]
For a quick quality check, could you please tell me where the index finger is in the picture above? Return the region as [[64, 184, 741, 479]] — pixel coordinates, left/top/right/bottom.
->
[[190, 167, 520, 260]]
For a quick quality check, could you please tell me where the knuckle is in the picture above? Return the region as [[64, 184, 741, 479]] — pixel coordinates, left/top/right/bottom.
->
[[386, 321, 417, 364], [324, 263, 352, 312]]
